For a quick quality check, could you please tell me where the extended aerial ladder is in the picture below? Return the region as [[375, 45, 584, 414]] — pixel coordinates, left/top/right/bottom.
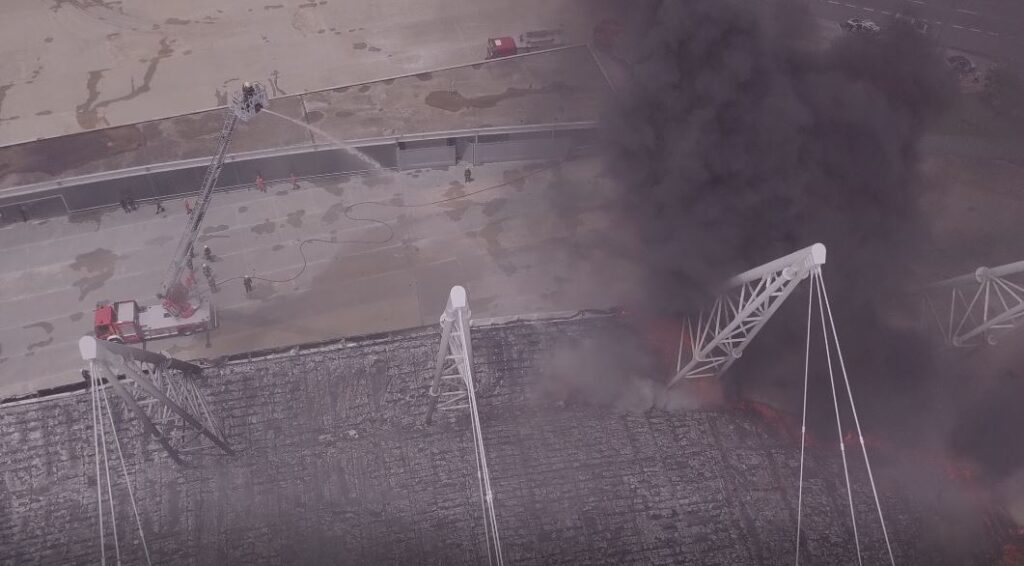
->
[[160, 82, 268, 317]]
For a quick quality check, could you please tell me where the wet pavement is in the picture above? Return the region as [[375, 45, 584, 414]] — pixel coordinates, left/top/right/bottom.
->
[[0, 46, 608, 193], [0, 0, 606, 146], [0, 156, 635, 399]]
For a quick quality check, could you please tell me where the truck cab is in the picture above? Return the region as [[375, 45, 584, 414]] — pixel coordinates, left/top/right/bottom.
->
[[487, 36, 517, 59], [94, 300, 144, 344]]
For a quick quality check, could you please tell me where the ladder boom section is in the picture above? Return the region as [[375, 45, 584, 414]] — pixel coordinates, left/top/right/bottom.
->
[[923, 259, 1024, 347], [670, 243, 826, 386], [160, 83, 268, 309]]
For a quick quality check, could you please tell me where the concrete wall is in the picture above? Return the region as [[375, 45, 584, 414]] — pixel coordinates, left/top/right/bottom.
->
[[0, 317, 998, 565]]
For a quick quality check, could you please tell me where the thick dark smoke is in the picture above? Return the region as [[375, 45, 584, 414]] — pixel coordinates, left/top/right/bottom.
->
[[562, 0, 1024, 553], [595, 0, 957, 427]]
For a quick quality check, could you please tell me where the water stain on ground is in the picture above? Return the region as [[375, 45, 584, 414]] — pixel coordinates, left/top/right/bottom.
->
[[203, 224, 229, 234], [23, 322, 55, 352], [415, 72, 433, 81], [275, 190, 289, 196], [264, 4, 284, 8], [197, 234, 229, 243], [238, 206, 249, 213], [70, 312, 84, 322], [165, 17, 191, 25], [70, 248, 120, 301], [357, 85, 371, 93], [503, 169, 528, 191], [76, 37, 176, 130], [286, 210, 306, 228], [306, 110, 324, 123], [424, 83, 571, 113], [312, 176, 348, 198], [482, 198, 507, 217], [145, 234, 174, 247], [271, 244, 285, 252], [475, 219, 516, 275], [321, 202, 346, 224], [353, 42, 367, 50], [252, 219, 276, 235]]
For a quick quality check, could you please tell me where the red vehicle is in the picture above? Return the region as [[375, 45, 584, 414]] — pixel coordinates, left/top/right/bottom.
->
[[486, 28, 566, 59], [487, 36, 518, 59], [91, 82, 266, 346], [94, 299, 216, 344]]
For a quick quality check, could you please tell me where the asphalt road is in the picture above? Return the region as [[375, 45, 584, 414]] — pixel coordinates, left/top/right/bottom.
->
[[800, 0, 1024, 69]]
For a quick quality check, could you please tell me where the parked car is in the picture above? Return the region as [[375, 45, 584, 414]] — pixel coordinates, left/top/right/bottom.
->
[[841, 18, 881, 35]]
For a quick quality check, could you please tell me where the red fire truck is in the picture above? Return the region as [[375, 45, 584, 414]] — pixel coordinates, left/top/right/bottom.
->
[[94, 299, 216, 344], [91, 82, 267, 345], [486, 27, 566, 59]]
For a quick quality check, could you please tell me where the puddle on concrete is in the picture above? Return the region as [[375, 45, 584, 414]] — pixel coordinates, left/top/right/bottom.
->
[[475, 219, 516, 275], [503, 169, 528, 191], [311, 176, 348, 197], [165, 17, 191, 25], [357, 85, 371, 94], [482, 198, 507, 217], [285, 210, 306, 228], [415, 72, 433, 81], [425, 83, 571, 113], [353, 42, 367, 50], [202, 224, 229, 234], [70, 312, 84, 322], [321, 203, 346, 225], [23, 322, 55, 352], [306, 110, 324, 123], [238, 206, 249, 213], [252, 219, 276, 235], [271, 244, 285, 252], [70, 248, 120, 301]]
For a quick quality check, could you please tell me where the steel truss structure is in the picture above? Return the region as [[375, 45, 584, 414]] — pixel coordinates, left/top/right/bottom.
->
[[425, 287, 504, 566], [670, 243, 828, 386], [923, 259, 1024, 347], [79, 336, 233, 467]]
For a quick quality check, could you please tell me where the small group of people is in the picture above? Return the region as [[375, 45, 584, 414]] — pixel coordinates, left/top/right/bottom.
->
[[253, 172, 301, 193], [119, 196, 138, 213]]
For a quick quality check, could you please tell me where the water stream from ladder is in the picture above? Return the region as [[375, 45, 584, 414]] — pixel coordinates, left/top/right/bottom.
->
[[261, 109, 383, 170]]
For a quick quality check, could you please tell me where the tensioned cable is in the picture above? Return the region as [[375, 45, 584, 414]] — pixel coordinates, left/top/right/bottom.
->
[[814, 272, 862, 566], [458, 311, 504, 566], [818, 272, 896, 565], [97, 364, 121, 566], [101, 384, 153, 566], [89, 362, 107, 566], [794, 269, 815, 566]]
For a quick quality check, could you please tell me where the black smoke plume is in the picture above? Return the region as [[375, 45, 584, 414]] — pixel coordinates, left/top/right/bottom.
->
[[600, 0, 954, 434]]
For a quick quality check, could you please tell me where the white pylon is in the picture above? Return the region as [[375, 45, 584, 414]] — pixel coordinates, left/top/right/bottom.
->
[[923, 259, 1024, 347], [425, 287, 504, 566], [670, 243, 827, 386], [79, 336, 232, 466]]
